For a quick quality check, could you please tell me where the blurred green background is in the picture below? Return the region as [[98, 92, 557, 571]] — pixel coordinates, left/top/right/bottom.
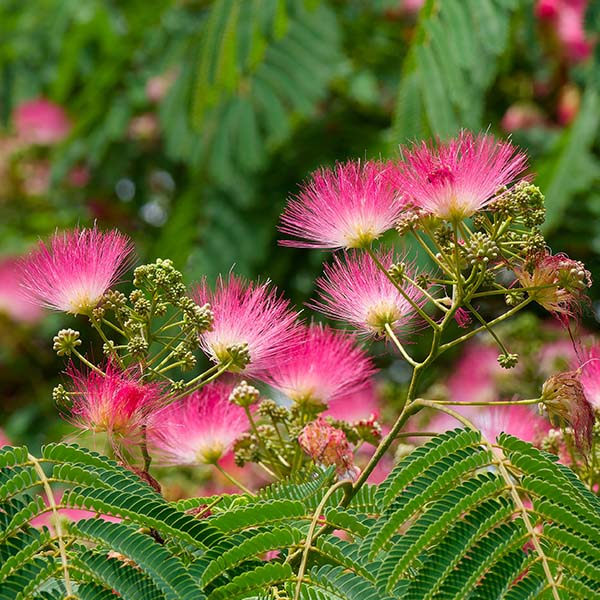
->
[[1, 0, 599, 450]]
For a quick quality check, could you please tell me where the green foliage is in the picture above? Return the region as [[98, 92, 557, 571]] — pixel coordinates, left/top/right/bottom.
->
[[392, 0, 520, 143], [2, 430, 599, 598]]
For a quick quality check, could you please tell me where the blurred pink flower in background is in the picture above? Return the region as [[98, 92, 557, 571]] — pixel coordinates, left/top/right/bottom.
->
[[14, 98, 71, 145], [0, 257, 44, 323], [67, 164, 91, 188], [501, 103, 546, 132], [446, 341, 502, 405], [536, 0, 593, 63], [580, 344, 600, 409], [556, 84, 581, 124], [146, 70, 177, 103], [0, 429, 11, 447], [428, 404, 549, 445], [401, 0, 425, 14], [326, 382, 380, 422], [29, 491, 120, 532]]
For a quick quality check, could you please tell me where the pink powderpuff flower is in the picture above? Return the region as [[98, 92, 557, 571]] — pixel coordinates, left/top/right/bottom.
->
[[14, 98, 71, 145], [279, 160, 406, 249], [19, 226, 134, 315], [193, 274, 301, 376], [392, 131, 528, 220], [148, 381, 248, 465], [311, 249, 427, 339], [0, 257, 44, 323], [263, 324, 376, 407], [64, 363, 166, 442], [515, 251, 591, 321]]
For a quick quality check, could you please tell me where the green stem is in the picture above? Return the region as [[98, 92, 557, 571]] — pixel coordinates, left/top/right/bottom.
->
[[91, 317, 124, 367], [29, 454, 73, 596], [293, 480, 351, 600], [414, 228, 454, 276], [439, 298, 533, 354], [464, 301, 511, 356], [213, 463, 255, 496], [366, 246, 441, 331], [101, 318, 126, 336], [141, 426, 152, 472], [384, 323, 419, 367], [413, 398, 561, 599], [422, 397, 541, 407], [72, 349, 105, 376]]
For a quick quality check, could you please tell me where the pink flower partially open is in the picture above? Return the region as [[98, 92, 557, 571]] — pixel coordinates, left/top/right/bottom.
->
[[148, 382, 247, 465], [263, 324, 376, 407], [311, 250, 427, 339], [279, 160, 406, 249], [392, 131, 527, 220], [19, 227, 134, 315], [299, 418, 359, 480], [515, 251, 591, 321], [0, 257, 44, 323], [64, 363, 166, 441], [194, 274, 301, 376], [14, 98, 71, 145]]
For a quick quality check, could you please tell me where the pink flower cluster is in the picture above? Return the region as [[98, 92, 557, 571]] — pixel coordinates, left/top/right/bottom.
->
[[280, 132, 528, 246]]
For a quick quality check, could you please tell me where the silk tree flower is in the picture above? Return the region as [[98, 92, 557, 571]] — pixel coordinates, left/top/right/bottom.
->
[[311, 250, 427, 338], [262, 324, 376, 408], [392, 131, 528, 221], [64, 363, 166, 441], [14, 98, 71, 145], [515, 251, 591, 321], [0, 257, 44, 323], [279, 160, 406, 249], [19, 227, 134, 315], [148, 382, 247, 465], [193, 274, 301, 376]]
